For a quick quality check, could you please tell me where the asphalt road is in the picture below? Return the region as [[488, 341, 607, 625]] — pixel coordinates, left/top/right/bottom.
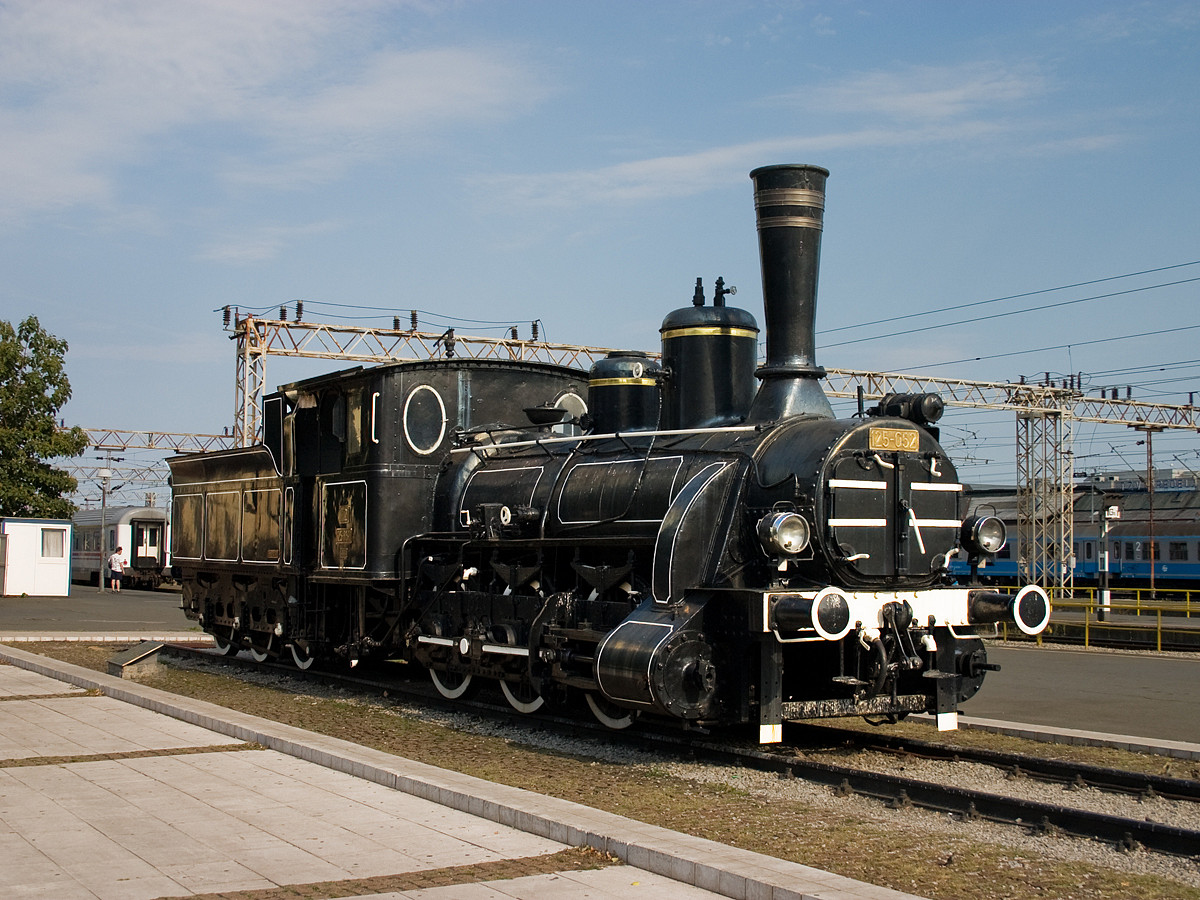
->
[[2, 589, 1196, 744], [962, 642, 1200, 745], [0, 586, 192, 632]]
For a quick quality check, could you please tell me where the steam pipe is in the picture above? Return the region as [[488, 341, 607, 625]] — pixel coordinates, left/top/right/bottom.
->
[[747, 164, 835, 422]]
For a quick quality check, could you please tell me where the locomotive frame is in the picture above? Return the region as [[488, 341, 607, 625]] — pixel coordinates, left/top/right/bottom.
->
[[170, 164, 1049, 742]]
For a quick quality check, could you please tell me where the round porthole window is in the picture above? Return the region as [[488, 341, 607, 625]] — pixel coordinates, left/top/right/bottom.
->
[[403, 385, 447, 456], [553, 390, 587, 435]]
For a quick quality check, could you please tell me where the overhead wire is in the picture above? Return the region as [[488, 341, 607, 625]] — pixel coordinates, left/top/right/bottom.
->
[[818, 259, 1200, 336], [818, 276, 1200, 350], [914, 322, 1200, 369]]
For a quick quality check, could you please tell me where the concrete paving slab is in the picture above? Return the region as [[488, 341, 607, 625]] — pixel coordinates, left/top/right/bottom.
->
[[0, 662, 88, 697], [0, 695, 242, 759], [369, 866, 731, 899], [0, 751, 572, 899], [0, 643, 925, 900]]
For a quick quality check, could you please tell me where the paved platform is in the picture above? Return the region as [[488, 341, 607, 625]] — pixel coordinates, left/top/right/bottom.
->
[[0, 645, 920, 900]]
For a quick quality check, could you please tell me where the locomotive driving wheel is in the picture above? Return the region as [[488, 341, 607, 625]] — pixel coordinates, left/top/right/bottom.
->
[[212, 631, 239, 657], [289, 642, 315, 670], [430, 667, 477, 700], [499, 679, 545, 714], [248, 634, 272, 663], [585, 693, 636, 730]]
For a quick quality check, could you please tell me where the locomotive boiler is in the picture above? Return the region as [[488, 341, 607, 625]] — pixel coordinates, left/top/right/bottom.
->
[[169, 164, 1050, 742]]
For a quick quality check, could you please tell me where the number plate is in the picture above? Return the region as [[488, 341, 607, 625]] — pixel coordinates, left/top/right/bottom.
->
[[869, 427, 919, 452]]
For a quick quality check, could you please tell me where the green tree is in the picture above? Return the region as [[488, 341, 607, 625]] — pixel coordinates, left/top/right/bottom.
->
[[0, 316, 89, 518]]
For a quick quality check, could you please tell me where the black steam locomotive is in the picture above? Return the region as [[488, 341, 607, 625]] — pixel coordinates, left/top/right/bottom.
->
[[169, 164, 1049, 742]]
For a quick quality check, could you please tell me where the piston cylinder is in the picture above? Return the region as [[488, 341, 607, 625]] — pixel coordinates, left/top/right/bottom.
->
[[594, 596, 717, 719]]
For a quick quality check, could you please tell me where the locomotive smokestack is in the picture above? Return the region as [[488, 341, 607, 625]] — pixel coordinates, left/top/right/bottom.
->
[[747, 164, 834, 421]]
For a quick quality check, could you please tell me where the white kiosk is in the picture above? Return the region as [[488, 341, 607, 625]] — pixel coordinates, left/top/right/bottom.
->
[[0, 518, 73, 597]]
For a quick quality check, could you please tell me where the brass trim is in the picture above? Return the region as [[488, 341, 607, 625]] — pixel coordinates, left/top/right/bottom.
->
[[756, 215, 824, 231], [587, 377, 660, 387], [755, 188, 825, 208], [660, 326, 760, 339]]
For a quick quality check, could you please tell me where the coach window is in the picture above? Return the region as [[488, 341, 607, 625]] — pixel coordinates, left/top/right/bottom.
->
[[1127, 541, 1137, 560], [282, 411, 295, 476], [318, 390, 346, 473], [345, 386, 366, 465], [1149, 541, 1161, 561], [262, 395, 285, 473], [1169, 541, 1188, 561], [1113, 541, 1121, 560]]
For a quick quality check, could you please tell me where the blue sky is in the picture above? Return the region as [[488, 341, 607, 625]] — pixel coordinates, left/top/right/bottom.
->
[[1, 1, 1198, 500]]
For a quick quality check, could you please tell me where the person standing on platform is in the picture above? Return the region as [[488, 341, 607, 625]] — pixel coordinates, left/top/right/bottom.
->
[[107, 547, 127, 592]]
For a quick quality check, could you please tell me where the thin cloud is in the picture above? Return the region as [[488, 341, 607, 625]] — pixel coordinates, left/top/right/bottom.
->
[[0, 1, 545, 223], [199, 220, 345, 263], [1065, 5, 1200, 43], [477, 59, 1111, 212], [791, 62, 1047, 121], [226, 47, 547, 188], [474, 121, 1013, 209]]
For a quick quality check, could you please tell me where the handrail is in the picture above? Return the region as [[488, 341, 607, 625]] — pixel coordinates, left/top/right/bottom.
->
[[988, 590, 1199, 651]]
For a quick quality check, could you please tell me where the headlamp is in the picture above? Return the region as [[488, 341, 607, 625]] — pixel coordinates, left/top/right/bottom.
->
[[962, 514, 1007, 556], [757, 511, 811, 556]]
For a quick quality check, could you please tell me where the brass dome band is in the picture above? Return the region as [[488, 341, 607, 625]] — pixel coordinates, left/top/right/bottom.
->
[[660, 326, 760, 340], [588, 377, 660, 388], [756, 214, 823, 231], [754, 187, 825, 209]]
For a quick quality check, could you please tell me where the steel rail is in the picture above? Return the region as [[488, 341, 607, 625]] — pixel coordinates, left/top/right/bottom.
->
[[787, 722, 1200, 802]]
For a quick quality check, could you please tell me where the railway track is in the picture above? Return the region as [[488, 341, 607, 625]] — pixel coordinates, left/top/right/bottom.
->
[[160, 643, 1200, 858], [787, 721, 1200, 803]]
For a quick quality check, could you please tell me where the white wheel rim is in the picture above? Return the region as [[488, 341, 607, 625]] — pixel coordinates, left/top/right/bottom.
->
[[430, 669, 474, 699], [213, 634, 237, 656], [586, 693, 634, 730], [250, 646, 269, 663], [290, 644, 315, 670], [500, 679, 545, 714]]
